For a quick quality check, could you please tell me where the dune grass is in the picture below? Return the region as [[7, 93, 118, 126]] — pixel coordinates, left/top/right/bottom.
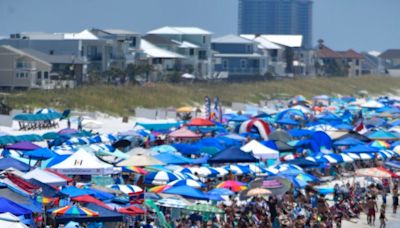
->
[[4, 76, 400, 116]]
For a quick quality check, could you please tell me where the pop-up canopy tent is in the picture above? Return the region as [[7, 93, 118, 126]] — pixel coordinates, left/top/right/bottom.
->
[[23, 168, 67, 186], [50, 149, 114, 175], [241, 140, 279, 159], [208, 146, 259, 164], [0, 157, 30, 172]]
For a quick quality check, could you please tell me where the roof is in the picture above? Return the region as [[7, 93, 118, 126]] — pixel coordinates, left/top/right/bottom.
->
[[212, 34, 254, 44], [63, 29, 99, 40], [141, 39, 185, 59], [242, 34, 303, 48], [0, 45, 51, 67], [214, 53, 262, 58], [101, 29, 139, 35], [317, 45, 363, 59], [317, 45, 342, 58], [240, 35, 282, 50], [148, 26, 212, 35], [337, 49, 363, 59], [379, 49, 400, 59], [173, 40, 199, 48], [17, 32, 64, 40], [142, 34, 177, 46], [21, 49, 85, 64]]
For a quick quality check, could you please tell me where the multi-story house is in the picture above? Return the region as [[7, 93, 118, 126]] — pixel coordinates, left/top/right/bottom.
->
[[147, 27, 213, 79], [211, 34, 268, 79], [315, 40, 363, 77], [0, 29, 141, 81], [0, 45, 84, 89]]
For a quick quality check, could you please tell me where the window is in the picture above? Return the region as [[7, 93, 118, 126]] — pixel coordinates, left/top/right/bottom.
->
[[355, 59, 360, 66], [130, 37, 137, 47], [198, 50, 207, 60], [223, 60, 228, 70], [189, 48, 194, 56], [37, 71, 42, 79], [240, 59, 247, 69], [247, 45, 252, 53], [44, 71, 49, 79], [202, 36, 206, 44]]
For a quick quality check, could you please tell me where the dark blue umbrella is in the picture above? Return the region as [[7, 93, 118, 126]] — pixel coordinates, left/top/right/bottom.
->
[[208, 146, 258, 164]]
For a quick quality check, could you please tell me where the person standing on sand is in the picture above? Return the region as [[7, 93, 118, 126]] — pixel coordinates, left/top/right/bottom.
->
[[379, 204, 387, 228], [366, 196, 378, 225], [393, 184, 399, 214]]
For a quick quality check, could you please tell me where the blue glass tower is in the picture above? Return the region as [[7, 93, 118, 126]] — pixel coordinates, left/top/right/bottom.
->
[[238, 0, 313, 49]]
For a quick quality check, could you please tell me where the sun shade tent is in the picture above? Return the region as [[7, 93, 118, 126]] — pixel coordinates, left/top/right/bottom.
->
[[13, 112, 62, 121], [241, 140, 279, 159], [208, 146, 259, 164], [168, 128, 201, 138], [117, 153, 165, 167], [50, 149, 114, 175], [0, 157, 30, 172], [23, 168, 67, 186], [0, 212, 29, 228], [186, 118, 215, 126], [0, 197, 32, 216], [6, 141, 41, 151]]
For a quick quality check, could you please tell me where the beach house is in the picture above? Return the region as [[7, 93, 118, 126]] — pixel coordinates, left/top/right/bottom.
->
[[211, 34, 268, 79], [147, 27, 213, 79], [0, 45, 84, 89]]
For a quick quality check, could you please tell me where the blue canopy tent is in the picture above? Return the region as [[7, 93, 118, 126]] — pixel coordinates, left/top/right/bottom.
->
[[286, 158, 320, 168], [163, 186, 210, 200], [24, 148, 56, 160], [154, 152, 192, 165], [310, 131, 333, 150], [288, 129, 315, 138], [171, 143, 201, 156], [344, 145, 380, 153], [208, 146, 258, 164], [0, 197, 32, 216], [13, 112, 62, 121], [333, 137, 364, 147], [0, 157, 30, 171]]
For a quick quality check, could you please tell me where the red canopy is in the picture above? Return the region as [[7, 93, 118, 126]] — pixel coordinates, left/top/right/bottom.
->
[[168, 128, 201, 138], [118, 205, 145, 215], [186, 118, 215, 126], [5, 173, 40, 194], [71, 194, 111, 209]]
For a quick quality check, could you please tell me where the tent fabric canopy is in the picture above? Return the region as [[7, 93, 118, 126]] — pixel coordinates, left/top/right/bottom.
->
[[0, 157, 30, 172], [0, 197, 32, 216], [13, 112, 61, 121], [50, 149, 114, 175], [23, 168, 67, 186], [208, 146, 259, 164], [241, 140, 279, 159], [6, 141, 41, 151]]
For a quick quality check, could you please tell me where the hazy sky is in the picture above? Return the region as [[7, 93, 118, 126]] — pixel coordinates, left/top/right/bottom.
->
[[0, 0, 399, 52]]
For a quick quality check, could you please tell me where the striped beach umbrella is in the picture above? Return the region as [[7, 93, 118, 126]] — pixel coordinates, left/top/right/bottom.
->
[[107, 184, 143, 195], [144, 171, 183, 185], [224, 165, 251, 175], [121, 166, 148, 175], [378, 150, 395, 160], [167, 179, 205, 188], [52, 205, 99, 217]]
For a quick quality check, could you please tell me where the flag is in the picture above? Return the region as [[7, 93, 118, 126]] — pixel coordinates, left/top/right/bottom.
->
[[204, 96, 211, 119], [353, 120, 367, 134], [352, 110, 366, 134]]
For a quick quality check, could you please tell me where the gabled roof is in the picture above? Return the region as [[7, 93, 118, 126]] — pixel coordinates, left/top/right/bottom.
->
[[21, 49, 85, 64], [141, 39, 185, 59], [172, 40, 200, 48], [212, 34, 254, 44], [317, 45, 363, 59], [317, 45, 342, 58], [0, 45, 51, 67], [63, 29, 99, 40], [142, 34, 177, 46], [240, 35, 282, 50], [338, 49, 363, 59], [101, 29, 139, 35], [148, 26, 212, 35], [379, 49, 400, 59]]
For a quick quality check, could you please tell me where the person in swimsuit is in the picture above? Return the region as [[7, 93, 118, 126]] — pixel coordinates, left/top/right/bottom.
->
[[379, 204, 387, 228]]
